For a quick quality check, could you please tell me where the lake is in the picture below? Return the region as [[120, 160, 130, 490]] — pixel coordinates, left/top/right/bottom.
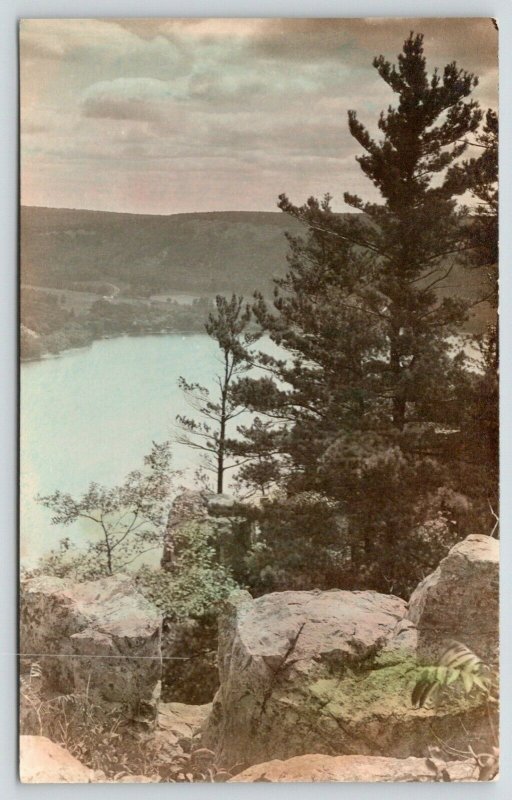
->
[[20, 334, 247, 566], [20, 332, 482, 567]]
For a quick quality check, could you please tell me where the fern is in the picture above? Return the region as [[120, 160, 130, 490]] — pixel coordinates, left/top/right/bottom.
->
[[412, 641, 493, 709]]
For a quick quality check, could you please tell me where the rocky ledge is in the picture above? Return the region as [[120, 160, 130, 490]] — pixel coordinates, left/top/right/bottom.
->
[[20, 574, 163, 724], [204, 535, 499, 770]]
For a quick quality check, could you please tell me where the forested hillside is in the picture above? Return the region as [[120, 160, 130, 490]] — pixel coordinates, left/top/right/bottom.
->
[[20, 207, 305, 296], [20, 207, 492, 332]]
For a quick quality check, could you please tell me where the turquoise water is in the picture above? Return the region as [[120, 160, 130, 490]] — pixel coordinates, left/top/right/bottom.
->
[[20, 334, 243, 566], [20, 332, 480, 566]]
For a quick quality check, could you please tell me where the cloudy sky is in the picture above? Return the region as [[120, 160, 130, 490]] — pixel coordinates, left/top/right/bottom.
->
[[20, 17, 498, 215]]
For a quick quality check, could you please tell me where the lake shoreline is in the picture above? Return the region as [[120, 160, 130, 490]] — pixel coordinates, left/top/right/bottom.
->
[[20, 329, 210, 364]]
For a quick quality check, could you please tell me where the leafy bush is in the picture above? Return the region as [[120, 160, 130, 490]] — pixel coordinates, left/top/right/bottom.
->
[[135, 521, 238, 621], [135, 521, 239, 704]]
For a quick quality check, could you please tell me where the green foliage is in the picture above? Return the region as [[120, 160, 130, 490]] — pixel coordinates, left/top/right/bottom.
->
[[37, 441, 175, 575], [412, 641, 496, 710], [229, 416, 285, 498], [136, 521, 239, 705], [410, 642, 499, 780], [136, 521, 238, 621], [243, 491, 344, 594], [31, 538, 112, 583], [232, 33, 491, 595], [176, 294, 254, 493], [319, 430, 467, 594], [446, 108, 498, 272]]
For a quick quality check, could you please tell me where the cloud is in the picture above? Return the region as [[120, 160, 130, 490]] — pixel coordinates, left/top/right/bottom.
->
[[248, 18, 497, 75], [20, 18, 498, 215], [82, 78, 180, 122], [114, 18, 265, 43], [20, 18, 141, 60]]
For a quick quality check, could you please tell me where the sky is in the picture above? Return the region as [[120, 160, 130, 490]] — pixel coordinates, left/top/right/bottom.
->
[[20, 17, 498, 215]]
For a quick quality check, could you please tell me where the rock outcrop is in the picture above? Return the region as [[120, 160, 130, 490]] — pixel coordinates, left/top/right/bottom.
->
[[230, 753, 479, 782], [204, 573, 495, 768], [20, 736, 95, 783], [20, 533, 498, 781], [20, 574, 162, 724], [407, 534, 499, 664], [161, 489, 211, 569], [161, 489, 252, 580], [204, 589, 413, 766]]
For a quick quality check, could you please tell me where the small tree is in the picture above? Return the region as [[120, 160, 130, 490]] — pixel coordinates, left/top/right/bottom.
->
[[37, 441, 175, 576], [176, 294, 252, 493]]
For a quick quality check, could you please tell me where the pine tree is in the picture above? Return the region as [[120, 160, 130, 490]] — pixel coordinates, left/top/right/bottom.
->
[[176, 294, 252, 494], [235, 33, 486, 593], [278, 33, 482, 430]]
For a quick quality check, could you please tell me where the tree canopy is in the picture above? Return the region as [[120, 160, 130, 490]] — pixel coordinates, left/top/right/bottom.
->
[[231, 33, 495, 595]]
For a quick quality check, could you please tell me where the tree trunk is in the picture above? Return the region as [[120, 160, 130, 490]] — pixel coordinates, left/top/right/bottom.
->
[[217, 415, 226, 494], [217, 459, 224, 494], [390, 321, 406, 430]]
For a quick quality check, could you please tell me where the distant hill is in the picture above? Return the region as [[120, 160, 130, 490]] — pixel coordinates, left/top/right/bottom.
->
[[20, 205, 493, 333], [20, 206, 308, 296]]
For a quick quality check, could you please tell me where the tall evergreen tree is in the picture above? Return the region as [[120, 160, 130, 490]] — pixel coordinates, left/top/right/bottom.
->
[[235, 33, 486, 594]]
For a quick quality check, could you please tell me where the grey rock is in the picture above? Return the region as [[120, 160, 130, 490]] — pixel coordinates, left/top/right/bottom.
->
[[407, 534, 499, 664], [161, 489, 211, 569], [204, 585, 495, 768], [206, 493, 237, 516], [149, 701, 212, 760], [20, 574, 162, 723]]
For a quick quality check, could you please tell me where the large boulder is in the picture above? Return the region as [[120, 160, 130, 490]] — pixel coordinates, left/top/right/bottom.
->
[[20, 735, 95, 783], [230, 753, 479, 782], [204, 588, 493, 769], [407, 534, 499, 664], [20, 574, 162, 723]]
